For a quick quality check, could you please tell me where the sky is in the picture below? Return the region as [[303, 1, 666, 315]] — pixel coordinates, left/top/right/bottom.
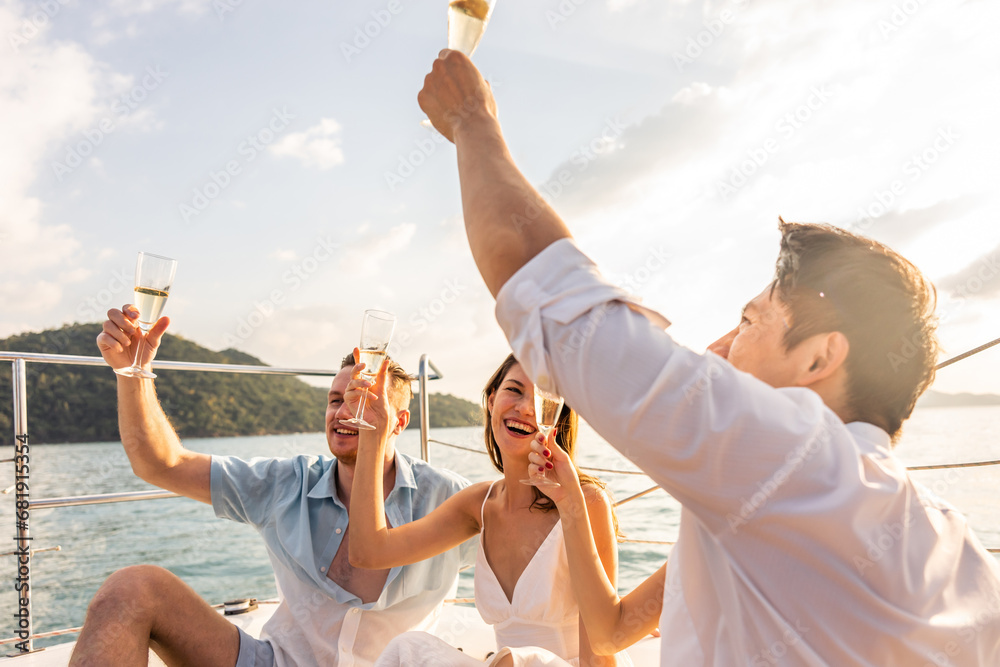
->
[[2, 0, 999, 403]]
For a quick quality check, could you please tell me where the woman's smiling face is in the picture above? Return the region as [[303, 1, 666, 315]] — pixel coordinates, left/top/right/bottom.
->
[[487, 362, 538, 454]]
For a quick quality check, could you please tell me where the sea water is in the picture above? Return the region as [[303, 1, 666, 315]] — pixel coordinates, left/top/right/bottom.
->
[[0, 406, 997, 646]]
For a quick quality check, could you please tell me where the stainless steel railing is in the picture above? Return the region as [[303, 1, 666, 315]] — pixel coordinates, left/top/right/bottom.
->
[[1, 350, 441, 653]]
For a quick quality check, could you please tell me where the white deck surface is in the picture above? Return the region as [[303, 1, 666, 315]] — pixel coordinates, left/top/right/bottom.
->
[[0, 602, 660, 665]]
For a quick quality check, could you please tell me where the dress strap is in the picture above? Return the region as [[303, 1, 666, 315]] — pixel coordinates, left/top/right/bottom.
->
[[480, 479, 500, 530]]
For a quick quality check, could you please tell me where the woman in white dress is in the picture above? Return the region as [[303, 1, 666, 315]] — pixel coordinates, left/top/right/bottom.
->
[[347, 353, 626, 666]]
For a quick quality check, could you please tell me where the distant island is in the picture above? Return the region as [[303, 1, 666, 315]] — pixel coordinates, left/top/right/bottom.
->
[[917, 389, 1000, 409], [0, 324, 481, 444]]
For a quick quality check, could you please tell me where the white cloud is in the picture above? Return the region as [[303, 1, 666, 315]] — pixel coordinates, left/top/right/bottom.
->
[[0, 280, 63, 314], [270, 249, 298, 261], [340, 223, 417, 277], [106, 0, 208, 16], [606, 0, 645, 11], [0, 4, 99, 275], [937, 244, 1000, 300], [0, 2, 160, 335], [89, 0, 209, 43], [269, 118, 346, 170]]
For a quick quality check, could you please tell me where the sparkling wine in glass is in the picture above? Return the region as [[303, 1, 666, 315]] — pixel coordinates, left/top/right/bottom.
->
[[114, 252, 178, 379], [341, 310, 396, 431], [522, 386, 565, 488], [447, 0, 495, 55], [421, 0, 498, 128]]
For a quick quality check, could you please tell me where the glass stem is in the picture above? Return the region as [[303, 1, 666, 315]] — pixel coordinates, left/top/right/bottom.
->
[[131, 333, 146, 370], [354, 392, 369, 424]]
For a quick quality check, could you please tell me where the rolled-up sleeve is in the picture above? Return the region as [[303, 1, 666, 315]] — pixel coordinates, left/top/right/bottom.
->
[[495, 239, 847, 533]]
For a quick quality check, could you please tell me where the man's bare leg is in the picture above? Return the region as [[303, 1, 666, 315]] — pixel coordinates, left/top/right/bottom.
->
[[70, 565, 241, 667]]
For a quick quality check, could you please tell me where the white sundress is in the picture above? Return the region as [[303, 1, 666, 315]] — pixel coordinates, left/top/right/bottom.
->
[[375, 480, 633, 666]]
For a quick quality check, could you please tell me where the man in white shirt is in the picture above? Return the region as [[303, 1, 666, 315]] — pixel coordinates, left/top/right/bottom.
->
[[417, 50, 1000, 665], [71, 309, 474, 667]]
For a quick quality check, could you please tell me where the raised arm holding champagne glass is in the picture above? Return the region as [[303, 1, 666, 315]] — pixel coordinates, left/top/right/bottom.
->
[[74, 303, 473, 666], [348, 353, 630, 666], [114, 251, 177, 379], [417, 49, 1000, 665], [421, 0, 497, 127], [341, 309, 396, 430]]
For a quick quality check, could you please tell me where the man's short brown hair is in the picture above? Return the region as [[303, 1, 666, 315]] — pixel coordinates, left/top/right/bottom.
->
[[773, 220, 939, 440], [340, 352, 412, 412]]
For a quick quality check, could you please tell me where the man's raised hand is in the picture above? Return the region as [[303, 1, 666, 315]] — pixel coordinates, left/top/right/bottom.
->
[[345, 347, 391, 434], [418, 49, 498, 143], [96, 306, 169, 373]]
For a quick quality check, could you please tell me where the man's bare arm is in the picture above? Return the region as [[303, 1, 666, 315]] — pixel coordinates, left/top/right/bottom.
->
[[97, 308, 212, 504], [419, 50, 572, 297]]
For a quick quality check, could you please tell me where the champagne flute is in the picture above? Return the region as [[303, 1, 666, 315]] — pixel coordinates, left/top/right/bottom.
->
[[421, 0, 499, 128], [114, 252, 178, 379], [447, 0, 497, 55], [341, 310, 397, 431], [521, 386, 565, 488]]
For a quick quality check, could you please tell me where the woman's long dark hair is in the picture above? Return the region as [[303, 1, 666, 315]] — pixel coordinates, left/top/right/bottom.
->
[[482, 354, 620, 535]]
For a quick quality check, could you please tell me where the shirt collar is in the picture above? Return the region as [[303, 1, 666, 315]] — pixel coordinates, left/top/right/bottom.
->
[[846, 420, 892, 454], [306, 451, 419, 503]]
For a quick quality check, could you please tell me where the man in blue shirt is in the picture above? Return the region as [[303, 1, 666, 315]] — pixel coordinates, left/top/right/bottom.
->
[[71, 306, 474, 667]]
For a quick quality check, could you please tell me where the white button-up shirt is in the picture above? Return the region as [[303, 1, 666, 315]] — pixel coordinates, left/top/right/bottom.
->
[[496, 238, 1000, 666]]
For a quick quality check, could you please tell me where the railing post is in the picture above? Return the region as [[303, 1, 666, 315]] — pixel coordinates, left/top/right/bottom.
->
[[419, 355, 430, 463], [11, 358, 32, 653]]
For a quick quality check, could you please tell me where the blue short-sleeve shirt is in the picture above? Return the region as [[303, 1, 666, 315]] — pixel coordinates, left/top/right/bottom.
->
[[211, 452, 476, 664]]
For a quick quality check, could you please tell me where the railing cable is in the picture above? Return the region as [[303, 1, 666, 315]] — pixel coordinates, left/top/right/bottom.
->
[[934, 335, 1000, 371], [907, 459, 1000, 471], [614, 485, 661, 507], [428, 440, 1000, 475]]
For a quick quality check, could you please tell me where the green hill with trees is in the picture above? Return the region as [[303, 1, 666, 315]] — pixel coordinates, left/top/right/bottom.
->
[[411, 392, 483, 429], [0, 324, 480, 444]]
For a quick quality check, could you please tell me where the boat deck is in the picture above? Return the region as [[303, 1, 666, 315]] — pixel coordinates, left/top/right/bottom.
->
[[1, 601, 660, 665]]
